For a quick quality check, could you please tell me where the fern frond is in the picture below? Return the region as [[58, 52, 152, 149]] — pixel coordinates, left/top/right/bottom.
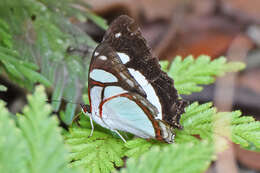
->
[[174, 130, 201, 144], [178, 102, 260, 150], [18, 85, 77, 173], [0, 48, 51, 90], [0, 101, 28, 173], [120, 142, 214, 173], [0, 18, 12, 48], [216, 111, 260, 149], [124, 138, 166, 158], [178, 102, 215, 140], [0, 18, 51, 89], [0, 1, 99, 124], [66, 114, 127, 173], [162, 55, 245, 95]]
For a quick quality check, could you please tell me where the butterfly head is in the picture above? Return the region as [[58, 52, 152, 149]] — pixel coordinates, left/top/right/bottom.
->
[[80, 104, 91, 114]]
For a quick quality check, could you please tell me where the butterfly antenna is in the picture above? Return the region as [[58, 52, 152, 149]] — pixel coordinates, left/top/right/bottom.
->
[[48, 98, 82, 105]]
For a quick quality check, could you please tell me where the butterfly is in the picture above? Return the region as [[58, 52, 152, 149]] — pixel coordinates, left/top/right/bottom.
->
[[81, 15, 187, 143]]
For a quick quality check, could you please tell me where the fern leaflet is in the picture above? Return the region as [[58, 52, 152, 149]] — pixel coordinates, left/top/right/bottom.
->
[[66, 114, 127, 173], [177, 102, 260, 150], [120, 142, 214, 173], [161, 55, 245, 95], [0, 84, 7, 91], [0, 102, 28, 173], [18, 86, 79, 173]]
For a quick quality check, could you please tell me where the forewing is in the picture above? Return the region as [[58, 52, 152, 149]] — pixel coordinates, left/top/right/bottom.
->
[[88, 42, 147, 98], [87, 15, 187, 143], [101, 15, 187, 127]]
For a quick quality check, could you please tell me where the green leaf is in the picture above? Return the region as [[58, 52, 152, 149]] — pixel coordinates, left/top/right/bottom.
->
[[0, 51, 52, 87], [177, 102, 260, 151], [163, 55, 245, 95], [66, 114, 128, 173], [18, 85, 77, 173], [217, 111, 260, 149], [0, 17, 52, 88], [62, 103, 77, 124], [0, 18, 12, 48], [66, 125, 127, 173], [120, 142, 215, 173], [0, 1, 98, 122], [0, 84, 7, 91], [51, 73, 65, 111], [124, 138, 166, 159], [159, 60, 169, 72], [0, 101, 28, 173], [16, 64, 51, 86]]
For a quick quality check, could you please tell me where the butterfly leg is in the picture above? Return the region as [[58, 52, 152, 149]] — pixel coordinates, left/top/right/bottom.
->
[[112, 129, 127, 143], [100, 118, 127, 143], [80, 104, 94, 137], [88, 114, 94, 137]]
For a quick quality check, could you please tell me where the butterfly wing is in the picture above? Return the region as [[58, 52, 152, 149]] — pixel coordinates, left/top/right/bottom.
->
[[89, 42, 147, 98], [102, 15, 187, 127], [88, 42, 165, 141], [88, 15, 187, 143], [101, 92, 157, 139]]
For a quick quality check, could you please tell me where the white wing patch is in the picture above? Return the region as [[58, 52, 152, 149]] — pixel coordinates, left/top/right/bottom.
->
[[119, 72, 135, 87], [117, 52, 130, 64], [89, 86, 108, 128], [102, 96, 156, 138], [104, 86, 127, 100], [128, 68, 162, 120], [99, 55, 107, 61], [115, 32, 121, 38], [90, 69, 118, 83], [94, 52, 99, 56], [90, 85, 155, 139]]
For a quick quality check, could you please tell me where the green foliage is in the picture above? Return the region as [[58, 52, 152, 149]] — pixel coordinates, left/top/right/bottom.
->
[[65, 92, 259, 173], [176, 102, 260, 150], [19, 86, 71, 172], [0, 18, 51, 89], [0, 0, 98, 124], [0, 2, 258, 172], [66, 114, 127, 173], [162, 55, 245, 94], [0, 84, 7, 91], [0, 86, 80, 173], [0, 102, 28, 173], [123, 102, 260, 160], [124, 138, 166, 159], [3, 85, 257, 173], [177, 102, 215, 141], [0, 18, 12, 48], [64, 55, 259, 173], [216, 111, 260, 149], [120, 142, 215, 173]]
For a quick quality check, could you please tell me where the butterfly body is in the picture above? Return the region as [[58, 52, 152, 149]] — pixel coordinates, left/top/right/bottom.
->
[[86, 15, 186, 143]]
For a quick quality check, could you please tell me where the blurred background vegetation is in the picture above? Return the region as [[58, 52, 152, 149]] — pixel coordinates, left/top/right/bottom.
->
[[0, 0, 260, 172]]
